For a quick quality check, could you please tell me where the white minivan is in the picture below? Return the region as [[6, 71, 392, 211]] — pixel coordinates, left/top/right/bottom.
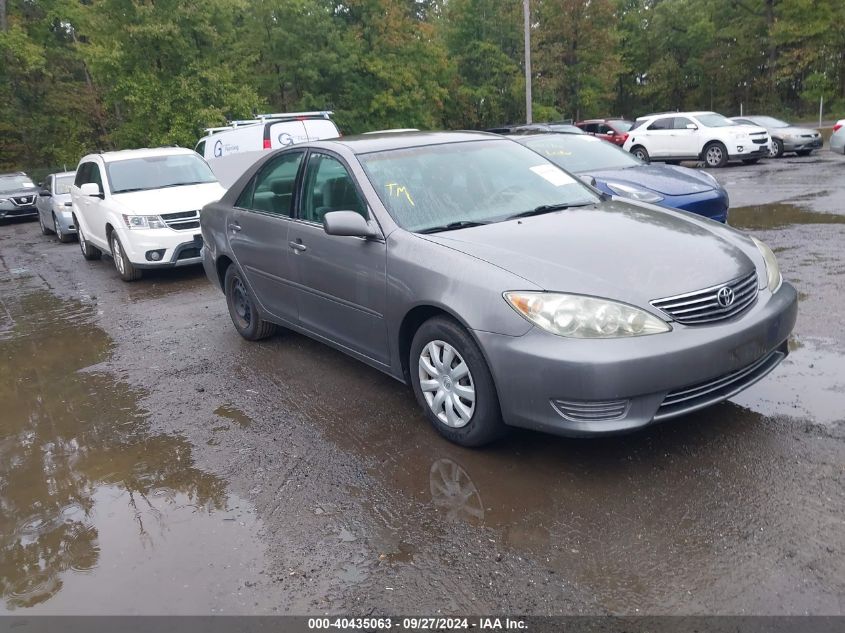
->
[[71, 148, 226, 281], [194, 111, 340, 159]]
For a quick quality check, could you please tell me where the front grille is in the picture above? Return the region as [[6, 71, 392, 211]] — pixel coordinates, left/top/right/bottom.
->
[[752, 138, 767, 145], [800, 134, 818, 138], [651, 270, 759, 325], [654, 345, 786, 420], [551, 398, 630, 422], [161, 210, 200, 230], [11, 195, 35, 206], [176, 247, 201, 261]]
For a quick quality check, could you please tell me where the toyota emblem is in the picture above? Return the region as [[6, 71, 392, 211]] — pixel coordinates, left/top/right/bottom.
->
[[716, 286, 735, 308]]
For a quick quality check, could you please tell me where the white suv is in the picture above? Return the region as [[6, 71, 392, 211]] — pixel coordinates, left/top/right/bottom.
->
[[623, 111, 770, 168], [71, 148, 226, 281]]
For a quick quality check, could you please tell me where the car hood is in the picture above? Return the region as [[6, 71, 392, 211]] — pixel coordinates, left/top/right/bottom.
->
[[776, 126, 820, 137], [422, 199, 756, 308], [587, 164, 717, 196], [730, 124, 768, 137], [111, 182, 226, 214], [0, 187, 39, 198]]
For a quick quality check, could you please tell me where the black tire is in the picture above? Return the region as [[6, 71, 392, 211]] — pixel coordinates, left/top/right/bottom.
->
[[76, 217, 101, 260], [39, 212, 52, 235], [703, 141, 728, 168], [109, 232, 142, 281], [224, 264, 276, 341], [796, 149, 812, 157], [631, 145, 650, 163], [769, 138, 784, 158], [742, 158, 760, 165], [410, 316, 508, 447], [54, 214, 73, 243]]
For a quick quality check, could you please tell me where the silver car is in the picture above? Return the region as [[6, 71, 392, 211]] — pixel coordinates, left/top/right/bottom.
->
[[732, 116, 822, 158], [36, 171, 77, 242], [830, 124, 845, 154], [200, 132, 797, 447]]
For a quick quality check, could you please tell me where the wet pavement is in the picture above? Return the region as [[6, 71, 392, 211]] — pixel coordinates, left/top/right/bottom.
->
[[0, 150, 843, 615]]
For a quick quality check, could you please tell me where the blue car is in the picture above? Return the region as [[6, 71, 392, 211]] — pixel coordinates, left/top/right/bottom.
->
[[513, 132, 729, 223]]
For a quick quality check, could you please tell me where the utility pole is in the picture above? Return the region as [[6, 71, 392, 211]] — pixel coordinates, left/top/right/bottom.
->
[[0, 0, 7, 32], [523, 0, 532, 124]]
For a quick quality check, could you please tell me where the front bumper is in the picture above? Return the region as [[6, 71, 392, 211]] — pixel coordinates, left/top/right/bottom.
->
[[783, 138, 822, 152], [0, 204, 37, 218], [476, 282, 797, 437], [54, 209, 77, 234], [113, 226, 204, 269], [728, 144, 768, 160], [663, 189, 729, 224]]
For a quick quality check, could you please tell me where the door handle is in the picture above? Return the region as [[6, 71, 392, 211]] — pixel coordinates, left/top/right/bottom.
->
[[289, 240, 307, 252], [228, 222, 241, 233]]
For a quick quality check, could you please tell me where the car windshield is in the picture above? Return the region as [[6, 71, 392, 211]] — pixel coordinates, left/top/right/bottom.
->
[[750, 116, 789, 128], [107, 154, 217, 193], [54, 176, 75, 194], [696, 113, 735, 128], [0, 174, 35, 193], [518, 134, 641, 172], [359, 139, 599, 232]]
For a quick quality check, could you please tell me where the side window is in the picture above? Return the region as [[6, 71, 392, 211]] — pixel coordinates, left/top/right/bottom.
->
[[648, 118, 672, 131], [598, 124, 612, 134], [195, 140, 206, 157], [674, 117, 694, 129], [583, 123, 598, 134], [300, 153, 367, 224], [89, 163, 104, 192], [74, 163, 90, 187], [241, 151, 304, 216]]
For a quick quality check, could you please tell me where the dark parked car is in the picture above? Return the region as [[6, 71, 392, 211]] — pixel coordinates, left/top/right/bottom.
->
[[200, 131, 796, 447], [513, 132, 730, 223], [488, 122, 585, 135], [0, 172, 39, 221], [575, 118, 634, 146]]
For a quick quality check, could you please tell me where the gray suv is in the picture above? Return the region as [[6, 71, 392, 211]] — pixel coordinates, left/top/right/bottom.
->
[[0, 172, 39, 221], [200, 132, 796, 447]]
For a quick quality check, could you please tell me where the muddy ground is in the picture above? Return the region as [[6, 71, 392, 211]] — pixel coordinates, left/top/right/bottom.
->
[[1, 150, 843, 616]]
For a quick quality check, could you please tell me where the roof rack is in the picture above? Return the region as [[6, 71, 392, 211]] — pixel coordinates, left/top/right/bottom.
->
[[254, 111, 333, 120]]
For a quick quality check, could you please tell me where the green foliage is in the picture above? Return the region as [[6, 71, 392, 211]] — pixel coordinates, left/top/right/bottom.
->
[[1, 0, 843, 173]]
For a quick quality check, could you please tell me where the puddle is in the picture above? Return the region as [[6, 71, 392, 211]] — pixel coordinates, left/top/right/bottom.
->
[[730, 203, 845, 230], [0, 288, 266, 613], [214, 404, 252, 428], [243, 329, 844, 613]]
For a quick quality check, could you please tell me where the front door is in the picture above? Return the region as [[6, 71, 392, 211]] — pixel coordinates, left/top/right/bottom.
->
[[227, 150, 304, 326], [288, 151, 389, 365]]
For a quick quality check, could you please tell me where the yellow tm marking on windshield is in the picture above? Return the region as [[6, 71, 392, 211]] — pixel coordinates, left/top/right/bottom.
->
[[386, 183, 415, 206]]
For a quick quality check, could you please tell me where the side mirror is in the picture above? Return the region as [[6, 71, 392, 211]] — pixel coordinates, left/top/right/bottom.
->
[[80, 182, 103, 198], [686, 123, 698, 130], [323, 210, 377, 238]]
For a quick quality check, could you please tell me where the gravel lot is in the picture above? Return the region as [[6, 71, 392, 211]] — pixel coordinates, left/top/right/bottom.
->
[[1, 149, 843, 615]]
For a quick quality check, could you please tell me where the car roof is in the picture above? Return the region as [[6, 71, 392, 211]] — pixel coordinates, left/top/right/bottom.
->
[[309, 130, 503, 155], [93, 147, 197, 163], [638, 111, 719, 120]]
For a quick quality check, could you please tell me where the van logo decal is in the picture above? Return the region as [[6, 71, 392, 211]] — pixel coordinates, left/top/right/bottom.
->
[[278, 133, 293, 146], [213, 139, 223, 158]]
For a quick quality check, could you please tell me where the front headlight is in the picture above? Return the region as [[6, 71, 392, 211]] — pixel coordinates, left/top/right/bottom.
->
[[750, 237, 782, 292], [504, 292, 671, 338], [123, 214, 167, 230], [605, 182, 663, 203]]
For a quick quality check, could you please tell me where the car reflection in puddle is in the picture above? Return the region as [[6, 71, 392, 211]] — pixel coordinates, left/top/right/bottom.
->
[[0, 288, 265, 613]]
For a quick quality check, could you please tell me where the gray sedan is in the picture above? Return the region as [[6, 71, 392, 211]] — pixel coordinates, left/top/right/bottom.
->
[[731, 116, 822, 158], [200, 132, 797, 446], [36, 171, 77, 242]]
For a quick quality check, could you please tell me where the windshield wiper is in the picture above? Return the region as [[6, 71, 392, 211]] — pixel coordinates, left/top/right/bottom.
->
[[417, 220, 489, 234], [506, 201, 593, 220], [158, 181, 211, 189], [112, 187, 149, 194]]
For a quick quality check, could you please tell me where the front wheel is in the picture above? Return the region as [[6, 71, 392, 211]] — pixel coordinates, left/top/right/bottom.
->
[[76, 218, 101, 260], [769, 138, 784, 158], [39, 212, 52, 235], [54, 214, 73, 243], [703, 142, 728, 168], [631, 145, 650, 163], [224, 264, 276, 341], [410, 316, 507, 447], [110, 232, 142, 281]]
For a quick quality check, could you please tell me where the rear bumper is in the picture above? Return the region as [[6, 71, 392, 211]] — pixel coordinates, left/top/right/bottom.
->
[[476, 281, 797, 437]]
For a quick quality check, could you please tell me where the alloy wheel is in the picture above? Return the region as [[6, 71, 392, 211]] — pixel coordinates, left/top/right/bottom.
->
[[112, 235, 125, 275], [418, 340, 476, 428], [706, 145, 724, 167]]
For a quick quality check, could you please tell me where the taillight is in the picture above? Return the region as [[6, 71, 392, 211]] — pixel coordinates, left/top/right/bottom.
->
[[621, 133, 629, 143], [263, 139, 271, 149], [834, 123, 843, 133]]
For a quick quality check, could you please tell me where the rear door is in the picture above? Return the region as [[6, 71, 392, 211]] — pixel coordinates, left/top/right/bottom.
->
[[644, 117, 674, 157], [36, 175, 52, 217], [269, 121, 308, 149], [287, 151, 389, 365], [227, 150, 305, 326], [668, 116, 698, 157]]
